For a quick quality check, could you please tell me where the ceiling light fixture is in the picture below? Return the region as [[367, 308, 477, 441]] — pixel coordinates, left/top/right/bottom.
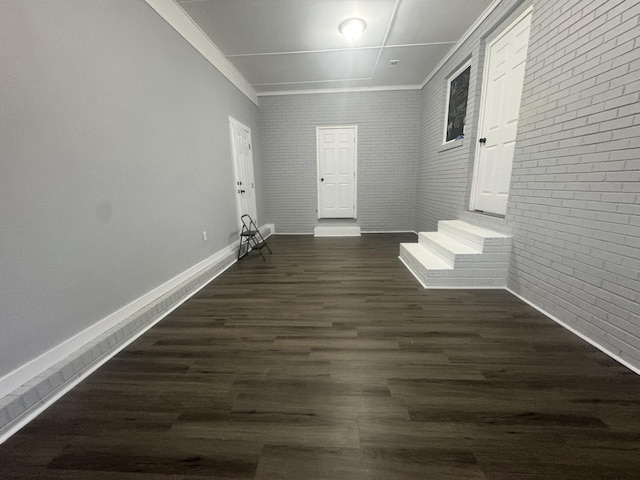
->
[[339, 18, 366, 41]]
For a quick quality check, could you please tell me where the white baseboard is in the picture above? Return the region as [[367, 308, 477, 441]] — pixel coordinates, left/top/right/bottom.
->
[[506, 288, 640, 376], [0, 224, 272, 443]]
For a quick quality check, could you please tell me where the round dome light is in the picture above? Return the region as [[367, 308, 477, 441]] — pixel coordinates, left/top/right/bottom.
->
[[339, 18, 366, 40]]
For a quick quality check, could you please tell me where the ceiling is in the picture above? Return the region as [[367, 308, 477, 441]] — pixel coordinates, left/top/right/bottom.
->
[[176, 0, 495, 95]]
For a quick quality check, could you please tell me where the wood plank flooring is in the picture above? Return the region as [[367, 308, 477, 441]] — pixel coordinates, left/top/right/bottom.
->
[[2, 233, 640, 479]]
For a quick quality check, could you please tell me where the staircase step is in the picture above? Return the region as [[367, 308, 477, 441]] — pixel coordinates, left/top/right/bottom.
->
[[437, 220, 511, 252], [418, 232, 481, 266], [400, 243, 507, 288], [400, 243, 452, 271]]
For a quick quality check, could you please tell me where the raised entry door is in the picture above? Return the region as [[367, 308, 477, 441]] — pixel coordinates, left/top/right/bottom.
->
[[471, 8, 532, 215], [317, 126, 357, 219]]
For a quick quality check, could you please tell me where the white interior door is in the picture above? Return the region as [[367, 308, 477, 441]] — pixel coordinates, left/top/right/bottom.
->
[[230, 117, 257, 226], [317, 126, 357, 219], [471, 8, 532, 215]]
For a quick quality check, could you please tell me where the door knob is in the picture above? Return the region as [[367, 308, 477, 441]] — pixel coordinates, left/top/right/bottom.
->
[[320, 178, 324, 182], [479, 137, 487, 144]]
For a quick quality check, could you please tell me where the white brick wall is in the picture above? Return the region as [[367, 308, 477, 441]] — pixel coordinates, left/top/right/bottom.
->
[[258, 91, 421, 233], [508, 0, 640, 367]]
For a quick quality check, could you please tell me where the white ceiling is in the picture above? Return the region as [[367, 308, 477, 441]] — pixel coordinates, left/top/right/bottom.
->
[[176, 0, 495, 95]]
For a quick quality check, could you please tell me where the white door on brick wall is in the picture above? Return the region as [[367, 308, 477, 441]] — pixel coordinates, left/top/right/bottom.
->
[[317, 126, 357, 219], [230, 117, 257, 227], [471, 7, 532, 216]]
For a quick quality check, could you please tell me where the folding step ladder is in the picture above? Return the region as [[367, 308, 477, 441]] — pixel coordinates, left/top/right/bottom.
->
[[238, 214, 272, 261]]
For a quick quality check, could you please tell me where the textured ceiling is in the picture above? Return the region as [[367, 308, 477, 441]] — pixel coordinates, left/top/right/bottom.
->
[[177, 0, 495, 94]]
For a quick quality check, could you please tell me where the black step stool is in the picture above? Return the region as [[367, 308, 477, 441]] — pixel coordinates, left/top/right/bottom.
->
[[238, 214, 272, 261]]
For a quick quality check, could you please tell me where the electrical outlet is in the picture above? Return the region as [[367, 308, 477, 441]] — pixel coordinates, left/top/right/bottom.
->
[[202, 231, 207, 242]]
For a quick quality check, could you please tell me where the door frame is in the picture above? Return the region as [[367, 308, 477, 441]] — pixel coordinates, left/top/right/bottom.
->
[[469, 5, 533, 214], [229, 116, 257, 229], [316, 125, 358, 219]]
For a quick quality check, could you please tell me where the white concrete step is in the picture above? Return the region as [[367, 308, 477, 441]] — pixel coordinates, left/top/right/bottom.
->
[[437, 220, 511, 252], [400, 219, 512, 289], [418, 231, 481, 266], [400, 243, 452, 271]]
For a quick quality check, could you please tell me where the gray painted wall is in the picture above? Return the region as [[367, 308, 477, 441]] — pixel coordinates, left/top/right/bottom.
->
[[258, 91, 421, 233], [0, 1, 262, 379], [415, 0, 640, 367]]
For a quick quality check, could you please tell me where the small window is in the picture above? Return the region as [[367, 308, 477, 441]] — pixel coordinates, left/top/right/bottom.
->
[[444, 63, 471, 144]]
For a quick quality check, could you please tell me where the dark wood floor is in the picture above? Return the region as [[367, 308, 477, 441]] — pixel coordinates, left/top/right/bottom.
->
[[2, 234, 640, 479]]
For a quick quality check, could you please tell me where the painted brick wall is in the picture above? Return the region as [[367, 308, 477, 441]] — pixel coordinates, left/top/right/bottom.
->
[[416, 0, 524, 232], [258, 91, 421, 233], [508, 0, 640, 367]]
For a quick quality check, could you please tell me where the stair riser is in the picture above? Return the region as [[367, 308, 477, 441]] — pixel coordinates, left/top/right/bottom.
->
[[452, 257, 510, 268], [418, 234, 456, 265], [399, 246, 450, 287]]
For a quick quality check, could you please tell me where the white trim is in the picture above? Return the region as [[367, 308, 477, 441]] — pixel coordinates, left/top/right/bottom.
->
[[506, 288, 640, 376], [420, 0, 504, 89], [469, 5, 533, 213], [258, 85, 422, 97], [143, 0, 258, 106], [442, 61, 472, 145], [314, 226, 361, 237], [316, 125, 358, 220]]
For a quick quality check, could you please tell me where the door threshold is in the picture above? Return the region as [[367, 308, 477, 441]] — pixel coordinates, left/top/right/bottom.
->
[[314, 225, 361, 237], [472, 210, 505, 219]]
